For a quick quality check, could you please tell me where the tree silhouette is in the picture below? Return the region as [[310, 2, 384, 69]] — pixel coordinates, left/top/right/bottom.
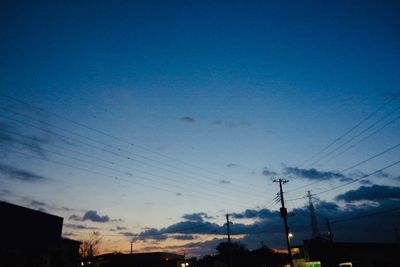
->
[[216, 241, 248, 255], [80, 231, 102, 258]]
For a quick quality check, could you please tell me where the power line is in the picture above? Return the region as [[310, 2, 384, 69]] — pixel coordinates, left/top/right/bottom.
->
[[299, 96, 395, 168], [0, 94, 264, 194], [7, 148, 253, 209], [310, 105, 400, 167], [2, 110, 267, 200], [316, 113, 400, 167], [285, 142, 400, 197], [1, 128, 264, 204], [1, 106, 267, 196], [330, 206, 400, 224], [312, 160, 400, 197]]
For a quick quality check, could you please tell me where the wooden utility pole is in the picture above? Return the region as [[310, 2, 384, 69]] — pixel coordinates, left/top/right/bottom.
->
[[273, 179, 294, 267], [226, 214, 233, 267]]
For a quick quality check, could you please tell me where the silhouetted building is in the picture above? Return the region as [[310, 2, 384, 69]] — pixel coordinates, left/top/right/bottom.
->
[[0, 201, 81, 267], [294, 239, 400, 267], [61, 238, 83, 267], [83, 252, 188, 267]]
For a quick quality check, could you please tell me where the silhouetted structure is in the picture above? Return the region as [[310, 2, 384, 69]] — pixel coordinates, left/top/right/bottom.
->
[[83, 252, 188, 267], [61, 238, 83, 267], [196, 242, 289, 267], [0, 201, 81, 267], [296, 238, 400, 267]]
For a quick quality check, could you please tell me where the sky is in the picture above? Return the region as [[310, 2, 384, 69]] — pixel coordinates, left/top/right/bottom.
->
[[0, 0, 400, 257]]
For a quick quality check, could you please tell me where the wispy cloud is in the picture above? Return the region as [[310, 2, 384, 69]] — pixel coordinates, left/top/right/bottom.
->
[[178, 116, 196, 123], [230, 208, 279, 219], [129, 221, 222, 242], [0, 122, 49, 158], [283, 166, 348, 181], [182, 212, 214, 222], [64, 223, 99, 230], [262, 167, 278, 177], [226, 163, 238, 168], [213, 120, 249, 129], [0, 164, 46, 182], [0, 189, 12, 197], [219, 180, 231, 184], [69, 210, 110, 223], [30, 200, 47, 209]]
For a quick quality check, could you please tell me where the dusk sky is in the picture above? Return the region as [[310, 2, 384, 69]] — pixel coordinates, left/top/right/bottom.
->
[[1, 0, 400, 256]]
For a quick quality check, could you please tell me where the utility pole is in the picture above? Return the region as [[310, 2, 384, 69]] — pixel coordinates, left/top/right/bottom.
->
[[130, 241, 133, 254], [273, 179, 294, 267], [226, 214, 233, 267], [325, 217, 333, 242]]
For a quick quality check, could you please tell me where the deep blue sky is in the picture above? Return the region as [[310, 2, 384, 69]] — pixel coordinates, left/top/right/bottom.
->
[[1, 0, 400, 255]]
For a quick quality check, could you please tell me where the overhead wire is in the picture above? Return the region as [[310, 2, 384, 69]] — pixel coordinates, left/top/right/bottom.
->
[[312, 159, 400, 197], [298, 96, 395, 168], [1, 127, 264, 204], [0, 105, 267, 197], [7, 148, 253, 209], [330, 206, 400, 224], [1, 108, 267, 200], [316, 113, 400, 167], [0, 93, 266, 194], [283, 98, 400, 202], [310, 105, 400, 167], [285, 141, 400, 197]]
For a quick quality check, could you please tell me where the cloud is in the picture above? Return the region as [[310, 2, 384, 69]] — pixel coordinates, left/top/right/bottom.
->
[[81, 210, 110, 222], [0, 189, 12, 197], [64, 223, 98, 230], [176, 192, 182, 196], [0, 123, 16, 145], [69, 210, 110, 223], [283, 166, 346, 181], [0, 164, 46, 182], [134, 228, 168, 241], [373, 171, 400, 180], [231, 209, 278, 219], [226, 163, 238, 167], [19, 137, 48, 159], [130, 196, 400, 256], [0, 122, 49, 158], [374, 171, 391, 178], [69, 215, 81, 221], [170, 234, 196, 240], [30, 200, 47, 208], [120, 231, 137, 237], [262, 168, 278, 176], [219, 180, 231, 184], [179, 117, 196, 123], [182, 212, 213, 222], [132, 221, 223, 242], [110, 225, 127, 231], [213, 120, 250, 129], [335, 185, 400, 202]]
